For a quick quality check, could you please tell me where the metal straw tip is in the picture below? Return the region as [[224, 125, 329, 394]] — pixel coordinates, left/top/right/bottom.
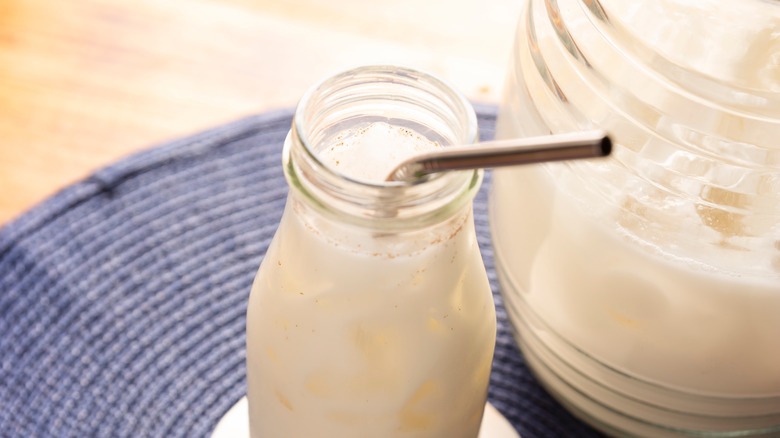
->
[[599, 135, 612, 157]]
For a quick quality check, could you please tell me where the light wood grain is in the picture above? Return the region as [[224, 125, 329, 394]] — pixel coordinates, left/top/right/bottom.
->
[[0, 0, 522, 224]]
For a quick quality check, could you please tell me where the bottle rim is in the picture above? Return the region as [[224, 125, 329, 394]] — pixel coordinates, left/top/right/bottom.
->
[[283, 65, 482, 230]]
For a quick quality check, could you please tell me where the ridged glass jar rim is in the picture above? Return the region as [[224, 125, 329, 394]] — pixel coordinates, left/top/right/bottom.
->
[[283, 65, 481, 231]]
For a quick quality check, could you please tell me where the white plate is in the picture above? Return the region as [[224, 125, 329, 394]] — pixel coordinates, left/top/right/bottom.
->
[[212, 397, 520, 438]]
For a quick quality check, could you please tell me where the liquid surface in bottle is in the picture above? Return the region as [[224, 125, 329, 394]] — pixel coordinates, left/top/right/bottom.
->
[[246, 123, 496, 438], [321, 122, 442, 183]]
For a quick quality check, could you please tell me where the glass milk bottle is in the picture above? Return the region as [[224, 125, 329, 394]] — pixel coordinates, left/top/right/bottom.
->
[[246, 66, 496, 438], [491, 0, 780, 437]]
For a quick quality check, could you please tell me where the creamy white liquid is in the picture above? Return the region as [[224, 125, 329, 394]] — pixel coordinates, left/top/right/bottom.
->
[[321, 122, 442, 183], [492, 164, 780, 395], [491, 0, 780, 431], [246, 123, 496, 438]]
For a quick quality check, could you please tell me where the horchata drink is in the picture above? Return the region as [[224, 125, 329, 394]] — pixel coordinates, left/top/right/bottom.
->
[[490, 0, 780, 436], [246, 66, 496, 438]]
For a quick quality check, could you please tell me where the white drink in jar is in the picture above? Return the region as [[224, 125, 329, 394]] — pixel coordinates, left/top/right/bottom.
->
[[247, 120, 496, 438], [491, 160, 780, 393], [491, 0, 780, 434]]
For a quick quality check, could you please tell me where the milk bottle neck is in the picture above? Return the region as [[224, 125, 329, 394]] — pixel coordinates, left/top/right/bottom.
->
[[281, 66, 481, 233]]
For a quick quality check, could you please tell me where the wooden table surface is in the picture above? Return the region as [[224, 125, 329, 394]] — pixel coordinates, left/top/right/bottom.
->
[[0, 0, 522, 225]]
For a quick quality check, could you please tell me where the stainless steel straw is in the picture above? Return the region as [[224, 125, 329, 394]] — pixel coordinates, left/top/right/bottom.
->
[[386, 130, 611, 182]]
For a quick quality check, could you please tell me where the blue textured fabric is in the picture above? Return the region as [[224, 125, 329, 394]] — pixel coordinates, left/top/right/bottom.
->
[[0, 106, 603, 438]]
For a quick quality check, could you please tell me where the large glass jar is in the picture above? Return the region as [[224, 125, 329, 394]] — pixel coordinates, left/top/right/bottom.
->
[[246, 66, 496, 437], [490, 1, 780, 436]]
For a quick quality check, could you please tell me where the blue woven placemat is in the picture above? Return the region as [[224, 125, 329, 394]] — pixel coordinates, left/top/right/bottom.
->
[[0, 105, 603, 438]]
